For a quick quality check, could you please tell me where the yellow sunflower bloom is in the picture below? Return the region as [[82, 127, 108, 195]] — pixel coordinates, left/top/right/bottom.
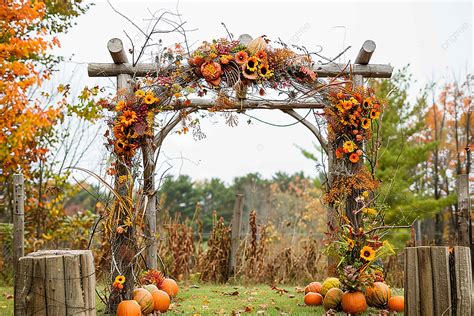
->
[[114, 275, 126, 284], [347, 238, 355, 249], [115, 100, 126, 112], [246, 56, 259, 72], [144, 94, 156, 105], [343, 140, 357, 153], [258, 63, 273, 79], [370, 109, 380, 120], [135, 90, 145, 98], [361, 118, 371, 129], [363, 97, 373, 108], [119, 110, 137, 127], [360, 246, 376, 261]]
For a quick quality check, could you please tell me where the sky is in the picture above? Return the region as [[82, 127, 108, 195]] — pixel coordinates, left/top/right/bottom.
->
[[55, 0, 473, 183]]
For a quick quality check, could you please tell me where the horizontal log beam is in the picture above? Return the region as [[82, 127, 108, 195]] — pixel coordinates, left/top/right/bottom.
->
[[162, 98, 325, 111], [88, 62, 393, 78]]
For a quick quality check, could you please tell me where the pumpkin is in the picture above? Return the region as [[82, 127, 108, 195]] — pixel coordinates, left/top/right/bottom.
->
[[152, 289, 171, 312], [388, 295, 404, 312], [116, 300, 141, 316], [132, 288, 154, 314], [341, 291, 367, 314], [323, 288, 343, 311], [304, 292, 323, 306], [143, 284, 159, 293], [247, 37, 267, 54], [304, 282, 322, 294], [365, 282, 391, 308], [161, 278, 179, 297], [321, 277, 341, 296]]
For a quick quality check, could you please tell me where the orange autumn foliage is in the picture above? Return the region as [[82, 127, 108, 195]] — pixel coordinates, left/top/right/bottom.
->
[[0, 0, 61, 179]]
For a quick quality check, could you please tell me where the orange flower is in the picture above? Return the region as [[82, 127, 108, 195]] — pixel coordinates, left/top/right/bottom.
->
[[112, 281, 123, 290], [353, 93, 363, 103], [115, 100, 126, 111], [189, 55, 204, 66], [144, 94, 156, 105], [363, 97, 373, 108], [336, 92, 345, 99], [255, 50, 267, 61], [220, 54, 233, 64], [119, 110, 137, 127], [113, 124, 125, 139], [335, 147, 344, 159], [342, 100, 353, 110], [200, 61, 222, 85], [235, 51, 248, 65], [349, 152, 360, 163], [361, 118, 371, 129]]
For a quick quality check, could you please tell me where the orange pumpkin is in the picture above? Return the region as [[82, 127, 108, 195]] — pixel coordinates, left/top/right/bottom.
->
[[161, 278, 179, 297], [304, 282, 322, 294], [323, 288, 343, 311], [116, 300, 141, 316], [152, 289, 171, 312], [365, 282, 391, 308], [132, 288, 154, 314], [388, 295, 404, 312], [341, 291, 367, 314], [304, 292, 323, 306]]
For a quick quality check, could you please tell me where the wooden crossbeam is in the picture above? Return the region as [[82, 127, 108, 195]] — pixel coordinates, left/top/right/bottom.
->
[[88, 62, 393, 78], [164, 99, 325, 111]]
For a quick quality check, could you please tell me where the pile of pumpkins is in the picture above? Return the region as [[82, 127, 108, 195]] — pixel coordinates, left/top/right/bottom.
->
[[117, 278, 179, 315], [303, 277, 405, 314]]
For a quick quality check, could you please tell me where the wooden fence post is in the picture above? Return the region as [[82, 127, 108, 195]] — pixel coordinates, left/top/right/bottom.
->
[[404, 246, 472, 315], [228, 194, 244, 276], [12, 174, 24, 281], [457, 174, 471, 246]]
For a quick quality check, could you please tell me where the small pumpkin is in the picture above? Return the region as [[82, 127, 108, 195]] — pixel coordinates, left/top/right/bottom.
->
[[321, 277, 341, 296], [304, 292, 323, 306], [323, 288, 343, 311], [247, 37, 267, 54], [143, 284, 159, 293], [152, 289, 171, 312], [161, 278, 179, 297], [116, 300, 141, 316], [132, 288, 154, 314], [341, 291, 367, 314], [365, 282, 391, 308], [388, 295, 404, 312], [304, 282, 322, 294]]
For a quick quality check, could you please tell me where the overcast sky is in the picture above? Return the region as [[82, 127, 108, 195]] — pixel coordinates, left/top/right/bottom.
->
[[55, 0, 472, 183]]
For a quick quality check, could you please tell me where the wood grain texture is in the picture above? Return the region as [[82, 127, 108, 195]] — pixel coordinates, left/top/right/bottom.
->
[[454, 246, 472, 316], [417, 246, 434, 316], [405, 247, 420, 315], [229, 194, 244, 276], [355, 40, 376, 65], [430, 246, 451, 315]]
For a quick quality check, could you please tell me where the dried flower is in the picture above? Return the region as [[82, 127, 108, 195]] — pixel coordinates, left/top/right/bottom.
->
[[235, 51, 248, 65]]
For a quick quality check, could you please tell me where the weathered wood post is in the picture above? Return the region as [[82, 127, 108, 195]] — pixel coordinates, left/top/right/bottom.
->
[[404, 246, 472, 315], [12, 174, 24, 282], [15, 250, 96, 316], [228, 194, 244, 276], [457, 174, 471, 247]]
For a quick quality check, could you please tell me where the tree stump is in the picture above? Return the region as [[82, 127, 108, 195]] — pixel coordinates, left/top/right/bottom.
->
[[404, 246, 472, 316], [14, 250, 96, 316]]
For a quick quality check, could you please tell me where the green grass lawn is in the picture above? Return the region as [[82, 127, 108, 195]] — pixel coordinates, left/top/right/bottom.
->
[[2, 284, 403, 315]]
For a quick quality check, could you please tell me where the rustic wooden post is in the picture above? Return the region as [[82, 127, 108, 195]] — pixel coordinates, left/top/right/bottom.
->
[[12, 174, 24, 281], [457, 174, 471, 246], [14, 250, 96, 316], [404, 246, 472, 315], [229, 194, 244, 276]]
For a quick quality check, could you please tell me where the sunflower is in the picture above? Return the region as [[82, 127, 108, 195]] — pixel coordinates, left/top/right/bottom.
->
[[343, 140, 356, 153], [115, 100, 126, 112], [246, 56, 259, 72], [349, 152, 360, 163], [255, 50, 267, 61], [113, 124, 125, 139], [360, 246, 376, 261], [235, 51, 248, 65], [370, 109, 380, 120], [135, 90, 145, 98], [119, 110, 137, 127], [361, 118, 371, 129], [144, 94, 156, 105], [347, 238, 355, 249], [363, 97, 373, 108], [115, 275, 126, 284], [242, 64, 257, 80], [342, 100, 353, 110], [258, 63, 273, 79]]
